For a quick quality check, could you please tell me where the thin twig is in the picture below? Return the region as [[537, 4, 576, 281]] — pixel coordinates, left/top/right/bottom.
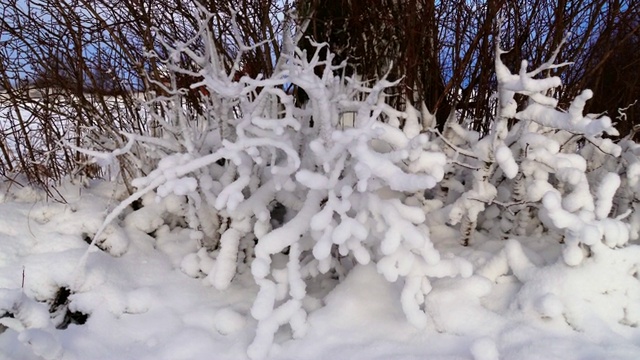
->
[[451, 160, 480, 170], [427, 128, 479, 159]]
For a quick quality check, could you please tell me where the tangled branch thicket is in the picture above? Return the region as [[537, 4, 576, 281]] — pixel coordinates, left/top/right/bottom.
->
[[0, 0, 638, 189], [0, 0, 290, 190]]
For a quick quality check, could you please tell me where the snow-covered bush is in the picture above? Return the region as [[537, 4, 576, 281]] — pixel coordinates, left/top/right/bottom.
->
[[68, 8, 474, 359], [439, 28, 640, 334], [437, 29, 631, 262], [68, 8, 640, 360]]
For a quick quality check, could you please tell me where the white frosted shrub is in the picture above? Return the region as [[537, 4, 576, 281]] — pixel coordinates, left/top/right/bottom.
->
[[73, 10, 640, 360]]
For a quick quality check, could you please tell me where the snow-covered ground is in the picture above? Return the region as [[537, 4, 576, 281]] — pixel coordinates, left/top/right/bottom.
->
[[1, 180, 640, 360]]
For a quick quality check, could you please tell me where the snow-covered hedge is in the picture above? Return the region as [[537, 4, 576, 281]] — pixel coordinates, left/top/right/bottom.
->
[[69, 10, 640, 360]]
